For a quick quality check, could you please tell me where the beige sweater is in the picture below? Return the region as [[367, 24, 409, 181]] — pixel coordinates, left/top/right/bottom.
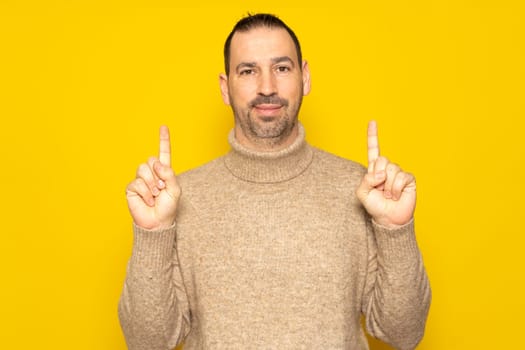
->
[[119, 125, 431, 350]]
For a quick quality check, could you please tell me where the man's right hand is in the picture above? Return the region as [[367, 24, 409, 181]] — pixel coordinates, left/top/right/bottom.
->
[[125, 125, 181, 230]]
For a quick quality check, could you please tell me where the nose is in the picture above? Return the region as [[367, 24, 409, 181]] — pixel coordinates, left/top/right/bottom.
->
[[257, 70, 277, 96]]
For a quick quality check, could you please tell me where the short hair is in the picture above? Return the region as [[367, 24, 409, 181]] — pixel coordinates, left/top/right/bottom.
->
[[223, 13, 303, 75]]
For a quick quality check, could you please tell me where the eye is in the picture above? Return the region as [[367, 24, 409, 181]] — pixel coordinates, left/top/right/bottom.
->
[[240, 69, 255, 76], [276, 65, 291, 73]]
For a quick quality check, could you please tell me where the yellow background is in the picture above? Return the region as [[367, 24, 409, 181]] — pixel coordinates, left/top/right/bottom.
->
[[1, 1, 524, 349]]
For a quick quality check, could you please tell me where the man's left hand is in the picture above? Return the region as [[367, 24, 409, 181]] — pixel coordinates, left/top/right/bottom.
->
[[356, 121, 416, 229]]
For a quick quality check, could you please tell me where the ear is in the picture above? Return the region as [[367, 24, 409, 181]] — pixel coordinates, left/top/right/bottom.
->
[[219, 73, 231, 105], [302, 60, 311, 96]]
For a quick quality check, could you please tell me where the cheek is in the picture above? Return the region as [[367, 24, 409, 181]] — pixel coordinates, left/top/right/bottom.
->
[[282, 83, 302, 101], [278, 76, 303, 96], [230, 81, 256, 104]]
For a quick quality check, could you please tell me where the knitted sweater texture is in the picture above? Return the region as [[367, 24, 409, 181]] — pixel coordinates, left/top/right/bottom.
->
[[118, 125, 431, 350]]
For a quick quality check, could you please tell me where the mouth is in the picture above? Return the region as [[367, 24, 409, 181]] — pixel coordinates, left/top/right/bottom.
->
[[253, 104, 282, 117]]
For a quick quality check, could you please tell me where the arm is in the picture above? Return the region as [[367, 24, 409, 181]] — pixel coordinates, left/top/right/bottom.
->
[[119, 126, 190, 350], [361, 219, 431, 350], [356, 121, 431, 349], [118, 224, 190, 350]]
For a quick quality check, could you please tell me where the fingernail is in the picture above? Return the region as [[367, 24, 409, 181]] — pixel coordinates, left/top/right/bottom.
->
[[384, 190, 392, 199], [158, 180, 165, 188], [152, 187, 160, 196]]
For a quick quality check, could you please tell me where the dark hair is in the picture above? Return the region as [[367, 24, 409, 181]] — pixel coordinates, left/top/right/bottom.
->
[[223, 13, 303, 75]]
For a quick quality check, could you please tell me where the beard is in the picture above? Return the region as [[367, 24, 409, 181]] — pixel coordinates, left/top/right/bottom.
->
[[230, 93, 303, 148]]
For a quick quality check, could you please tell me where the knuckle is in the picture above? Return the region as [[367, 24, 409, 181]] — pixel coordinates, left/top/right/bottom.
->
[[148, 157, 159, 167], [137, 164, 157, 182], [386, 163, 400, 173], [136, 178, 150, 192], [394, 175, 404, 188], [125, 182, 135, 194], [136, 163, 149, 176]]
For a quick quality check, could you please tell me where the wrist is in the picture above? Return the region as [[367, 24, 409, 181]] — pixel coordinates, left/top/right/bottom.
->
[[372, 217, 414, 230], [134, 219, 176, 232]]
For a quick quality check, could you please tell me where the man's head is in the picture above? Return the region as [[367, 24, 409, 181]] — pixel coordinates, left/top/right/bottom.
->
[[220, 14, 311, 151], [223, 13, 303, 76]]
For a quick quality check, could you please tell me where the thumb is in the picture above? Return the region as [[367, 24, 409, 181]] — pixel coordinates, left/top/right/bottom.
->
[[357, 170, 386, 200]]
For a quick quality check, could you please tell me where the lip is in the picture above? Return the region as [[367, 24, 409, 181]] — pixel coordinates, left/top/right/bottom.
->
[[254, 104, 282, 110], [253, 104, 282, 117]]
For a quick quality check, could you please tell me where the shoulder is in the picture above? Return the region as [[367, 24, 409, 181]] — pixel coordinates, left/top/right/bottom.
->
[[174, 156, 229, 215], [296, 145, 367, 198], [304, 146, 367, 217], [177, 156, 226, 189], [310, 146, 366, 180]]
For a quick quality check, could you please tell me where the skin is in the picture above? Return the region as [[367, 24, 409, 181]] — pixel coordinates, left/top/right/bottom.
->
[[356, 120, 417, 228], [219, 27, 311, 151], [125, 125, 180, 230], [125, 27, 416, 230]]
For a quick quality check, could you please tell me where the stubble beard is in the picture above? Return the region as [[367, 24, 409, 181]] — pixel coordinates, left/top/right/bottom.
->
[[231, 94, 303, 149]]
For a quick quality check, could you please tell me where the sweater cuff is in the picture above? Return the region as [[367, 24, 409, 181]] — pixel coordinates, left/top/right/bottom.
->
[[371, 219, 420, 258], [130, 222, 177, 271]]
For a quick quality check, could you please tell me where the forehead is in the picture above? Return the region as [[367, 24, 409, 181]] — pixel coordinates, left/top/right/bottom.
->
[[229, 27, 299, 64]]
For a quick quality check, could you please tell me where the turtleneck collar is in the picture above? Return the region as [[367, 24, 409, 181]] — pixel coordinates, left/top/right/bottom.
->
[[224, 123, 314, 183]]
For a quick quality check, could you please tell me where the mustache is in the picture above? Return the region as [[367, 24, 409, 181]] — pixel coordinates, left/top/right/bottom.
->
[[249, 95, 289, 108]]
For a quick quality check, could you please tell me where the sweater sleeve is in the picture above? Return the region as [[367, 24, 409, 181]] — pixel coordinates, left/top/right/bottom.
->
[[118, 223, 191, 350], [361, 218, 431, 350]]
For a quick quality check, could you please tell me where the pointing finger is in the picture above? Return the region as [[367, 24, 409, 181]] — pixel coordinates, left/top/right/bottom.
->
[[159, 125, 171, 166], [367, 120, 380, 172]]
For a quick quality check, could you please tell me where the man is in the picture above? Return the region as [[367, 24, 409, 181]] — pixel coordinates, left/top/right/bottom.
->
[[119, 13, 431, 350]]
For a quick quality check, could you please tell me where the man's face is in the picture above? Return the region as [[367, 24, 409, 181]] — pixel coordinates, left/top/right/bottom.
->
[[220, 27, 311, 150]]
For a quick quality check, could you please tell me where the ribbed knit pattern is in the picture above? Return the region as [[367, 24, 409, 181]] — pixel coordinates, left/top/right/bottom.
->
[[119, 124, 431, 350]]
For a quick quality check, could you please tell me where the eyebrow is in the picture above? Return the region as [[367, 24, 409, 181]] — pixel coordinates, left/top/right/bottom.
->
[[235, 62, 257, 73], [271, 56, 295, 66], [235, 56, 296, 73]]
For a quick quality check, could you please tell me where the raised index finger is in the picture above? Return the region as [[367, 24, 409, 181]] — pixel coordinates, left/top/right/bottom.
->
[[159, 125, 171, 166], [367, 120, 380, 171]]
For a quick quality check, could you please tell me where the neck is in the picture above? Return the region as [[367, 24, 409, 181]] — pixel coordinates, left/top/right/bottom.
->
[[233, 122, 300, 152], [224, 123, 313, 183]]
